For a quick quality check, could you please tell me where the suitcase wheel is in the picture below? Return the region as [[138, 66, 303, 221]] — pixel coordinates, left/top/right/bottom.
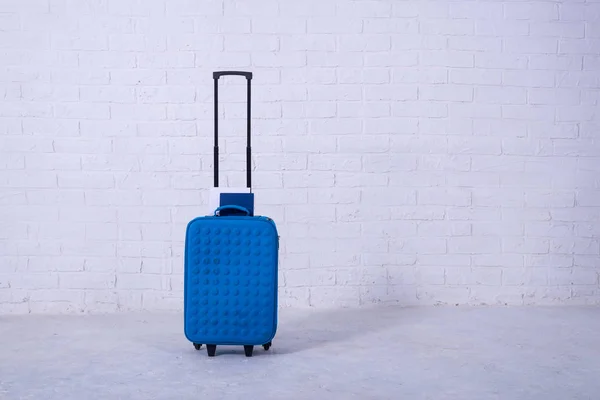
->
[[206, 345, 217, 357], [193, 343, 202, 350], [262, 342, 272, 351], [244, 345, 254, 357]]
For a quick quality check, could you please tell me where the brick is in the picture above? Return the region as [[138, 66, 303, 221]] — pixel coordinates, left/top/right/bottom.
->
[[450, 69, 502, 86], [286, 269, 335, 288], [135, 17, 193, 34], [525, 221, 574, 238], [307, 85, 362, 101], [365, 85, 418, 101], [58, 172, 114, 189], [449, 104, 500, 119], [502, 105, 556, 121], [251, 18, 305, 34], [394, 2, 448, 18], [420, 19, 473, 36], [339, 35, 391, 52], [528, 88, 581, 106], [527, 122, 577, 140], [60, 273, 116, 289], [393, 35, 447, 50], [501, 138, 552, 156], [551, 238, 600, 255], [475, 21, 529, 37], [364, 54, 418, 70], [361, 187, 417, 206], [110, 69, 166, 85], [54, 103, 110, 120], [307, 18, 362, 34], [338, 135, 389, 153], [364, 117, 416, 135], [417, 286, 470, 306], [225, 0, 279, 17], [391, 135, 448, 154], [282, 68, 336, 85], [21, 84, 78, 102], [530, 22, 585, 38], [309, 154, 361, 172], [389, 171, 445, 187], [80, 86, 136, 103], [1, 155, 25, 170], [471, 155, 525, 177], [117, 273, 164, 290], [559, 39, 600, 55], [449, 2, 503, 19], [526, 255, 572, 269], [109, 34, 166, 52], [283, 171, 335, 188], [502, 70, 556, 88], [390, 237, 447, 255], [504, 2, 558, 20], [166, 0, 222, 15], [254, 52, 306, 67], [526, 191, 576, 207], [452, 137, 503, 157], [392, 67, 446, 84], [472, 221, 523, 237], [363, 18, 418, 34], [420, 51, 474, 68], [503, 237, 550, 254], [363, 154, 417, 173], [137, 52, 195, 69], [336, 0, 391, 17], [417, 154, 470, 172], [530, 55, 583, 71], [553, 139, 600, 156], [472, 188, 524, 207], [4, 172, 57, 189], [420, 84, 473, 102], [107, 0, 166, 16], [307, 51, 363, 67], [448, 36, 501, 52], [417, 188, 471, 207], [309, 286, 360, 308], [224, 34, 279, 52], [280, 35, 334, 52], [111, 104, 167, 121], [1, 102, 53, 118], [336, 205, 391, 222], [577, 191, 600, 207], [502, 268, 548, 287], [474, 87, 526, 104]]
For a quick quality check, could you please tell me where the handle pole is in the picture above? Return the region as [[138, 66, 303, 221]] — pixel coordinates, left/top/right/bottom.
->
[[246, 77, 251, 189], [212, 71, 253, 189], [213, 75, 219, 188]]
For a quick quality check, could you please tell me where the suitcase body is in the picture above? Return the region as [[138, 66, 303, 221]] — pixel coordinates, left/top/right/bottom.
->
[[183, 71, 279, 357], [183, 208, 279, 351]]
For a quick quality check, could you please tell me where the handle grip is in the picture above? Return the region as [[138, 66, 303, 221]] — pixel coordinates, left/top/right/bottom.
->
[[213, 71, 252, 80], [214, 205, 251, 216]]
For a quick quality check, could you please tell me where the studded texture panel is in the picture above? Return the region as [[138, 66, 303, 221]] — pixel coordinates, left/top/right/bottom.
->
[[184, 216, 279, 346]]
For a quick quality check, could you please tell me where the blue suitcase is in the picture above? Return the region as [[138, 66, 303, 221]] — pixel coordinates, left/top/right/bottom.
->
[[184, 71, 279, 357]]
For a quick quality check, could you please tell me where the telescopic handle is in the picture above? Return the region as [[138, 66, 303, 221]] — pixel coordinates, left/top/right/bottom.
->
[[213, 71, 252, 189]]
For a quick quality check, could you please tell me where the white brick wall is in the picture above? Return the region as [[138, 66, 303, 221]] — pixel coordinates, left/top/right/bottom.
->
[[1, 0, 600, 313]]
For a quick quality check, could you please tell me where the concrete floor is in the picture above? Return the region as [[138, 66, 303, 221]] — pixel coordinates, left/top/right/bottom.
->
[[1, 306, 599, 400]]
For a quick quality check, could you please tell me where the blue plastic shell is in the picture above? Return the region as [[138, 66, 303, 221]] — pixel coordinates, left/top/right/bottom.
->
[[183, 215, 279, 346]]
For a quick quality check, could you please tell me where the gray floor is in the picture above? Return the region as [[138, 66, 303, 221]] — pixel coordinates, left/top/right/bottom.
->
[[1, 306, 599, 400]]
